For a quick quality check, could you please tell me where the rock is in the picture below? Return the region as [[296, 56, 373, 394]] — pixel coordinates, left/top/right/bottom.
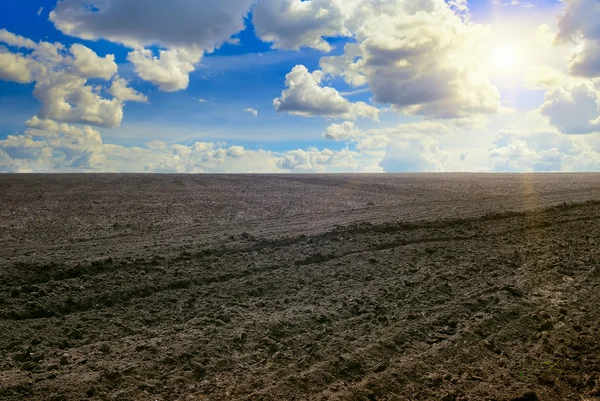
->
[[31, 338, 42, 346], [99, 343, 111, 354], [68, 329, 84, 340], [241, 232, 254, 241], [217, 314, 231, 323], [512, 391, 539, 401], [538, 374, 555, 386], [13, 352, 29, 363], [503, 286, 524, 297], [60, 354, 69, 365], [192, 363, 207, 378], [21, 361, 37, 371], [86, 387, 97, 397], [539, 321, 553, 332], [441, 393, 456, 401]]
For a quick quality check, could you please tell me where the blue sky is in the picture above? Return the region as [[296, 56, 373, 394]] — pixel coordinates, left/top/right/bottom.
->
[[1, 0, 600, 173]]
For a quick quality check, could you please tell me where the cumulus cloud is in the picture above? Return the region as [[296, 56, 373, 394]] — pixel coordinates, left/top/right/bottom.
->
[[0, 50, 38, 83], [69, 43, 117, 80], [49, 0, 253, 50], [0, 31, 148, 128], [1, 115, 383, 173], [322, 119, 458, 162], [264, 0, 504, 120], [556, 0, 600, 77], [253, 0, 354, 52], [227, 146, 245, 157], [379, 138, 450, 172], [127, 47, 202, 92], [539, 79, 600, 134], [0, 124, 259, 173], [1, 117, 106, 170], [0, 128, 381, 173], [524, 65, 566, 90], [323, 121, 362, 140], [374, 121, 456, 137], [356, 135, 391, 150], [276, 147, 373, 172], [108, 77, 148, 103], [487, 128, 600, 172], [0, 29, 37, 49], [49, 0, 253, 91], [323, 120, 456, 150], [274, 65, 379, 120]]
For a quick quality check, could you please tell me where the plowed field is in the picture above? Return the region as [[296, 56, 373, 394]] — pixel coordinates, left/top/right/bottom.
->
[[1, 174, 599, 400]]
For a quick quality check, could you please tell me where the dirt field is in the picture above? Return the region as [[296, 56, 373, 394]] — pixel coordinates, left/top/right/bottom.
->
[[1, 174, 599, 401]]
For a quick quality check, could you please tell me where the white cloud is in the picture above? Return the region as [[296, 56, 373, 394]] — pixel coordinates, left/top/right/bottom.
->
[[253, 0, 354, 52], [379, 138, 450, 172], [524, 65, 566, 90], [227, 146, 245, 157], [257, 0, 503, 120], [356, 135, 391, 150], [243, 108, 259, 117], [69, 43, 117, 80], [373, 121, 456, 137], [556, 0, 600, 77], [33, 73, 123, 128], [0, 30, 143, 128], [322, 119, 459, 163], [274, 65, 379, 120], [1, 116, 385, 173], [49, 0, 253, 50], [276, 146, 377, 172], [539, 79, 600, 134], [1, 117, 106, 170], [487, 129, 600, 172], [0, 50, 38, 83], [108, 77, 148, 103], [49, 0, 254, 92], [38, 7, 43, 17], [127, 47, 202, 92], [323, 121, 362, 140], [0, 29, 37, 49], [343, 1, 500, 119], [323, 120, 456, 150]]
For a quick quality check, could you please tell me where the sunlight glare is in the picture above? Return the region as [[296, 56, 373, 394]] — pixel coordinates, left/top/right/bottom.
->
[[492, 44, 518, 71]]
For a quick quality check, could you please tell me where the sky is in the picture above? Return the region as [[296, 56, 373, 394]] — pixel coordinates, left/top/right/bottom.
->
[[1, 0, 600, 173]]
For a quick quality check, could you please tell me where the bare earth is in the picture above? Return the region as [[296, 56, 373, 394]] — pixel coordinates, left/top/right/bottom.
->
[[0, 174, 599, 401]]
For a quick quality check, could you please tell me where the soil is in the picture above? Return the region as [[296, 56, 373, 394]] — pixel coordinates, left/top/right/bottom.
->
[[0, 173, 599, 401]]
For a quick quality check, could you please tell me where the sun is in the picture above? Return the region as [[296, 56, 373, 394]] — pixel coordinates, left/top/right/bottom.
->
[[492, 44, 518, 70]]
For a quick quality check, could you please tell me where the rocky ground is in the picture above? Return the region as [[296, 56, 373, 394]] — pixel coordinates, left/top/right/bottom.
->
[[0, 174, 599, 401]]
